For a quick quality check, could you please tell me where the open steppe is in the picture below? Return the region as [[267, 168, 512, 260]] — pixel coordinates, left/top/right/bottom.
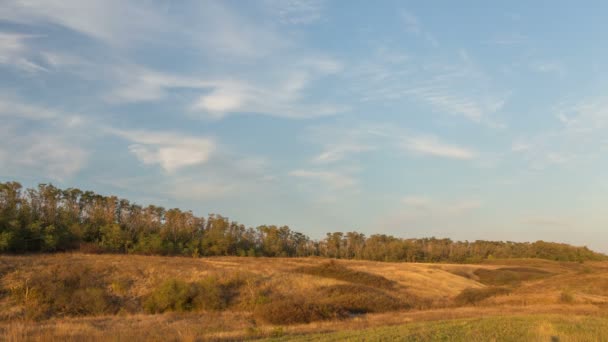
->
[[2, 254, 608, 341]]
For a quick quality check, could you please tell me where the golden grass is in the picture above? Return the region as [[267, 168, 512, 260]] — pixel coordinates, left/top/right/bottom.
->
[[0, 254, 608, 340]]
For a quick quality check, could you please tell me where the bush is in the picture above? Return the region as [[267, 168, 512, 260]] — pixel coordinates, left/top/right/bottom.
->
[[454, 286, 511, 305], [10, 264, 117, 319], [296, 261, 397, 290], [253, 283, 415, 325], [474, 267, 552, 286], [144, 277, 226, 314], [560, 290, 574, 304], [318, 284, 406, 314], [254, 296, 347, 324]]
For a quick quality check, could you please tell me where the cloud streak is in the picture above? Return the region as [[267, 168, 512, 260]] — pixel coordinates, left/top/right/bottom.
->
[[110, 129, 216, 173], [402, 135, 476, 160]]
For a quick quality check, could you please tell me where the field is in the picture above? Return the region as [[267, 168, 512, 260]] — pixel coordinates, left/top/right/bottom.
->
[[1, 254, 608, 341]]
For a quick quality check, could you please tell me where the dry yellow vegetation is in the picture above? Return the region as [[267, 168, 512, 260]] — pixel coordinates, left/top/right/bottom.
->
[[1, 253, 608, 341]]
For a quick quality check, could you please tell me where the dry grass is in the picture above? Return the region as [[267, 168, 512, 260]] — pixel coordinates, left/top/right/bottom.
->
[[0, 254, 607, 340]]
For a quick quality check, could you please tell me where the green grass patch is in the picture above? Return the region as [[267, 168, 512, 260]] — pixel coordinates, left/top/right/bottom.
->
[[264, 315, 608, 341]]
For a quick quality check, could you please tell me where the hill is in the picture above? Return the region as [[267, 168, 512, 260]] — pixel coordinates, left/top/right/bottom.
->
[[2, 254, 608, 340]]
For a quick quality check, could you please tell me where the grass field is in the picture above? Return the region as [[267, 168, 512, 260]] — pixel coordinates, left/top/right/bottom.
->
[[1, 254, 608, 341]]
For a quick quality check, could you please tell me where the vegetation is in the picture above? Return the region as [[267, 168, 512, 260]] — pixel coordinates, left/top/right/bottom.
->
[[1, 254, 608, 340], [266, 315, 608, 342], [454, 287, 511, 305], [1, 181, 604, 263], [295, 260, 397, 289], [474, 267, 553, 286]]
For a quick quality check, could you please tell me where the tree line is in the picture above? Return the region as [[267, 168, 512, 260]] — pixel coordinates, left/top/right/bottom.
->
[[0, 181, 604, 262]]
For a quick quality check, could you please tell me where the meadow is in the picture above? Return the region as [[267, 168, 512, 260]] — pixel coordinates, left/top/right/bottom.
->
[[1, 254, 608, 341]]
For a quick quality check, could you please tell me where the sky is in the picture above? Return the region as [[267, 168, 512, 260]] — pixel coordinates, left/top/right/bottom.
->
[[1, 1, 608, 251]]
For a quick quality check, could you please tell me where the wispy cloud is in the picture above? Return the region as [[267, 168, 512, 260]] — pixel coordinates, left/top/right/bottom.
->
[[402, 135, 476, 160], [401, 10, 421, 35], [110, 129, 216, 173], [307, 123, 382, 164], [402, 196, 482, 215], [289, 169, 357, 189], [400, 10, 439, 47], [531, 61, 565, 76], [0, 32, 47, 72], [265, 0, 325, 25], [0, 120, 88, 181], [0, 96, 85, 125], [104, 67, 210, 104], [191, 57, 345, 119], [346, 47, 507, 125], [513, 96, 608, 170], [0, 0, 169, 47]]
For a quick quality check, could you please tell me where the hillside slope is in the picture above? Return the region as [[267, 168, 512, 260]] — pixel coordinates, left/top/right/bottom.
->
[[1, 254, 607, 341]]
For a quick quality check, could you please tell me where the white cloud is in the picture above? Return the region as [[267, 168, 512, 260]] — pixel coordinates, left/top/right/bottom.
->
[[0, 96, 85, 128], [0, 0, 168, 46], [514, 96, 608, 170], [402, 135, 476, 160], [0, 32, 46, 72], [532, 61, 565, 75], [0, 125, 87, 180], [111, 129, 215, 173], [400, 10, 439, 47], [347, 47, 506, 125], [104, 67, 211, 104], [401, 10, 421, 35], [191, 63, 345, 119], [314, 143, 373, 163], [401, 196, 482, 216], [289, 169, 356, 189], [265, 0, 325, 25], [511, 141, 531, 152]]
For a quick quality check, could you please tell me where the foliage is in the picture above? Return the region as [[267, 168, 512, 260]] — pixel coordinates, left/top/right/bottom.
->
[[474, 267, 553, 286], [1, 181, 605, 263], [143, 277, 226, 313], [296, 260, 397, 289], [559, 290, 574, 304], [454, 286, 511, 305], [10, 264, 117, 319], [254, 296, 347, 324]]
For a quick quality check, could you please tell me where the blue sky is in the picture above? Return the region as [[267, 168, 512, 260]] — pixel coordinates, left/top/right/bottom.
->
[[1, 1, 608, 251]]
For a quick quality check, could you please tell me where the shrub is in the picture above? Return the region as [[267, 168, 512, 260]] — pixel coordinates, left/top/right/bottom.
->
[[474, 267, 552, 286], [295, 261, 397, 290], [560, 290, 574, 304], [454, 286, 511, 305], [318, 284, 406, 314], [253, 283, 415, 325], [144, 279, 193, 313], [10, 264, 117, 319], [144, 277, 226, 314], [254, 296, 347, 324]]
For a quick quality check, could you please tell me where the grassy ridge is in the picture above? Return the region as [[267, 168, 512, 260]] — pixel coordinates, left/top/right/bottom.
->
[[1, 254, 608, 340]]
